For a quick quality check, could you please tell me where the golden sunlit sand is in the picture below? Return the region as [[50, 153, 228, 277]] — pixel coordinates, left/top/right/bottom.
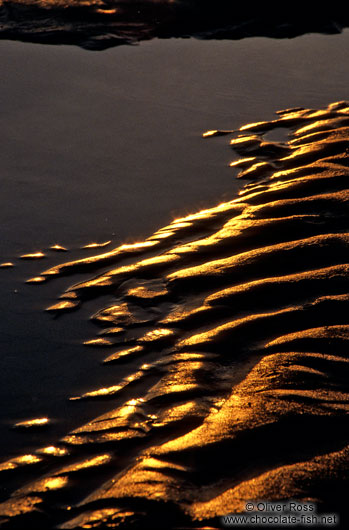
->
[[0, 102, 348, 528], [81, 241, 111, 249], [12, 418, 50, 430], [49, 244, 68, 252], [19, 252, 45, 260]]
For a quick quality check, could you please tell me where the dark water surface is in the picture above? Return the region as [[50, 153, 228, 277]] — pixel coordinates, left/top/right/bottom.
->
[[0, 29, 348, 526], [1, 32, 349, 256]]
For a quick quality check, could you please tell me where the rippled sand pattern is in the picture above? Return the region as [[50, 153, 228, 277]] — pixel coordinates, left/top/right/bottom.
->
[[1, 102, 349, 528]]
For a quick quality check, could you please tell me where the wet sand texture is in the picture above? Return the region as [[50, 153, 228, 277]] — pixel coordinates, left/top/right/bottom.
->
[[0, 1, 349, 50], [0, 102, 348, 528]]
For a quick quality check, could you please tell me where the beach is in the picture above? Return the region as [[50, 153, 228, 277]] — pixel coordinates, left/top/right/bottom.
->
[[0, 16, 348, 529]]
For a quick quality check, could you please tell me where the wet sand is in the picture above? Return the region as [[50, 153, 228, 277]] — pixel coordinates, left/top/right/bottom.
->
[[0, 26, 349, 530], [1, 31, 349, 462], [0, 101, 348, 528]]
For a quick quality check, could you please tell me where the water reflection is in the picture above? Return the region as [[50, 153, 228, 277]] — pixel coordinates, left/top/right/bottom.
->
[[1, 1, 348, 50]]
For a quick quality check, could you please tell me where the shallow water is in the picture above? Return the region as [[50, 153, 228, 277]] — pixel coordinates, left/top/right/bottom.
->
[[2, 32, 349, 257]]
